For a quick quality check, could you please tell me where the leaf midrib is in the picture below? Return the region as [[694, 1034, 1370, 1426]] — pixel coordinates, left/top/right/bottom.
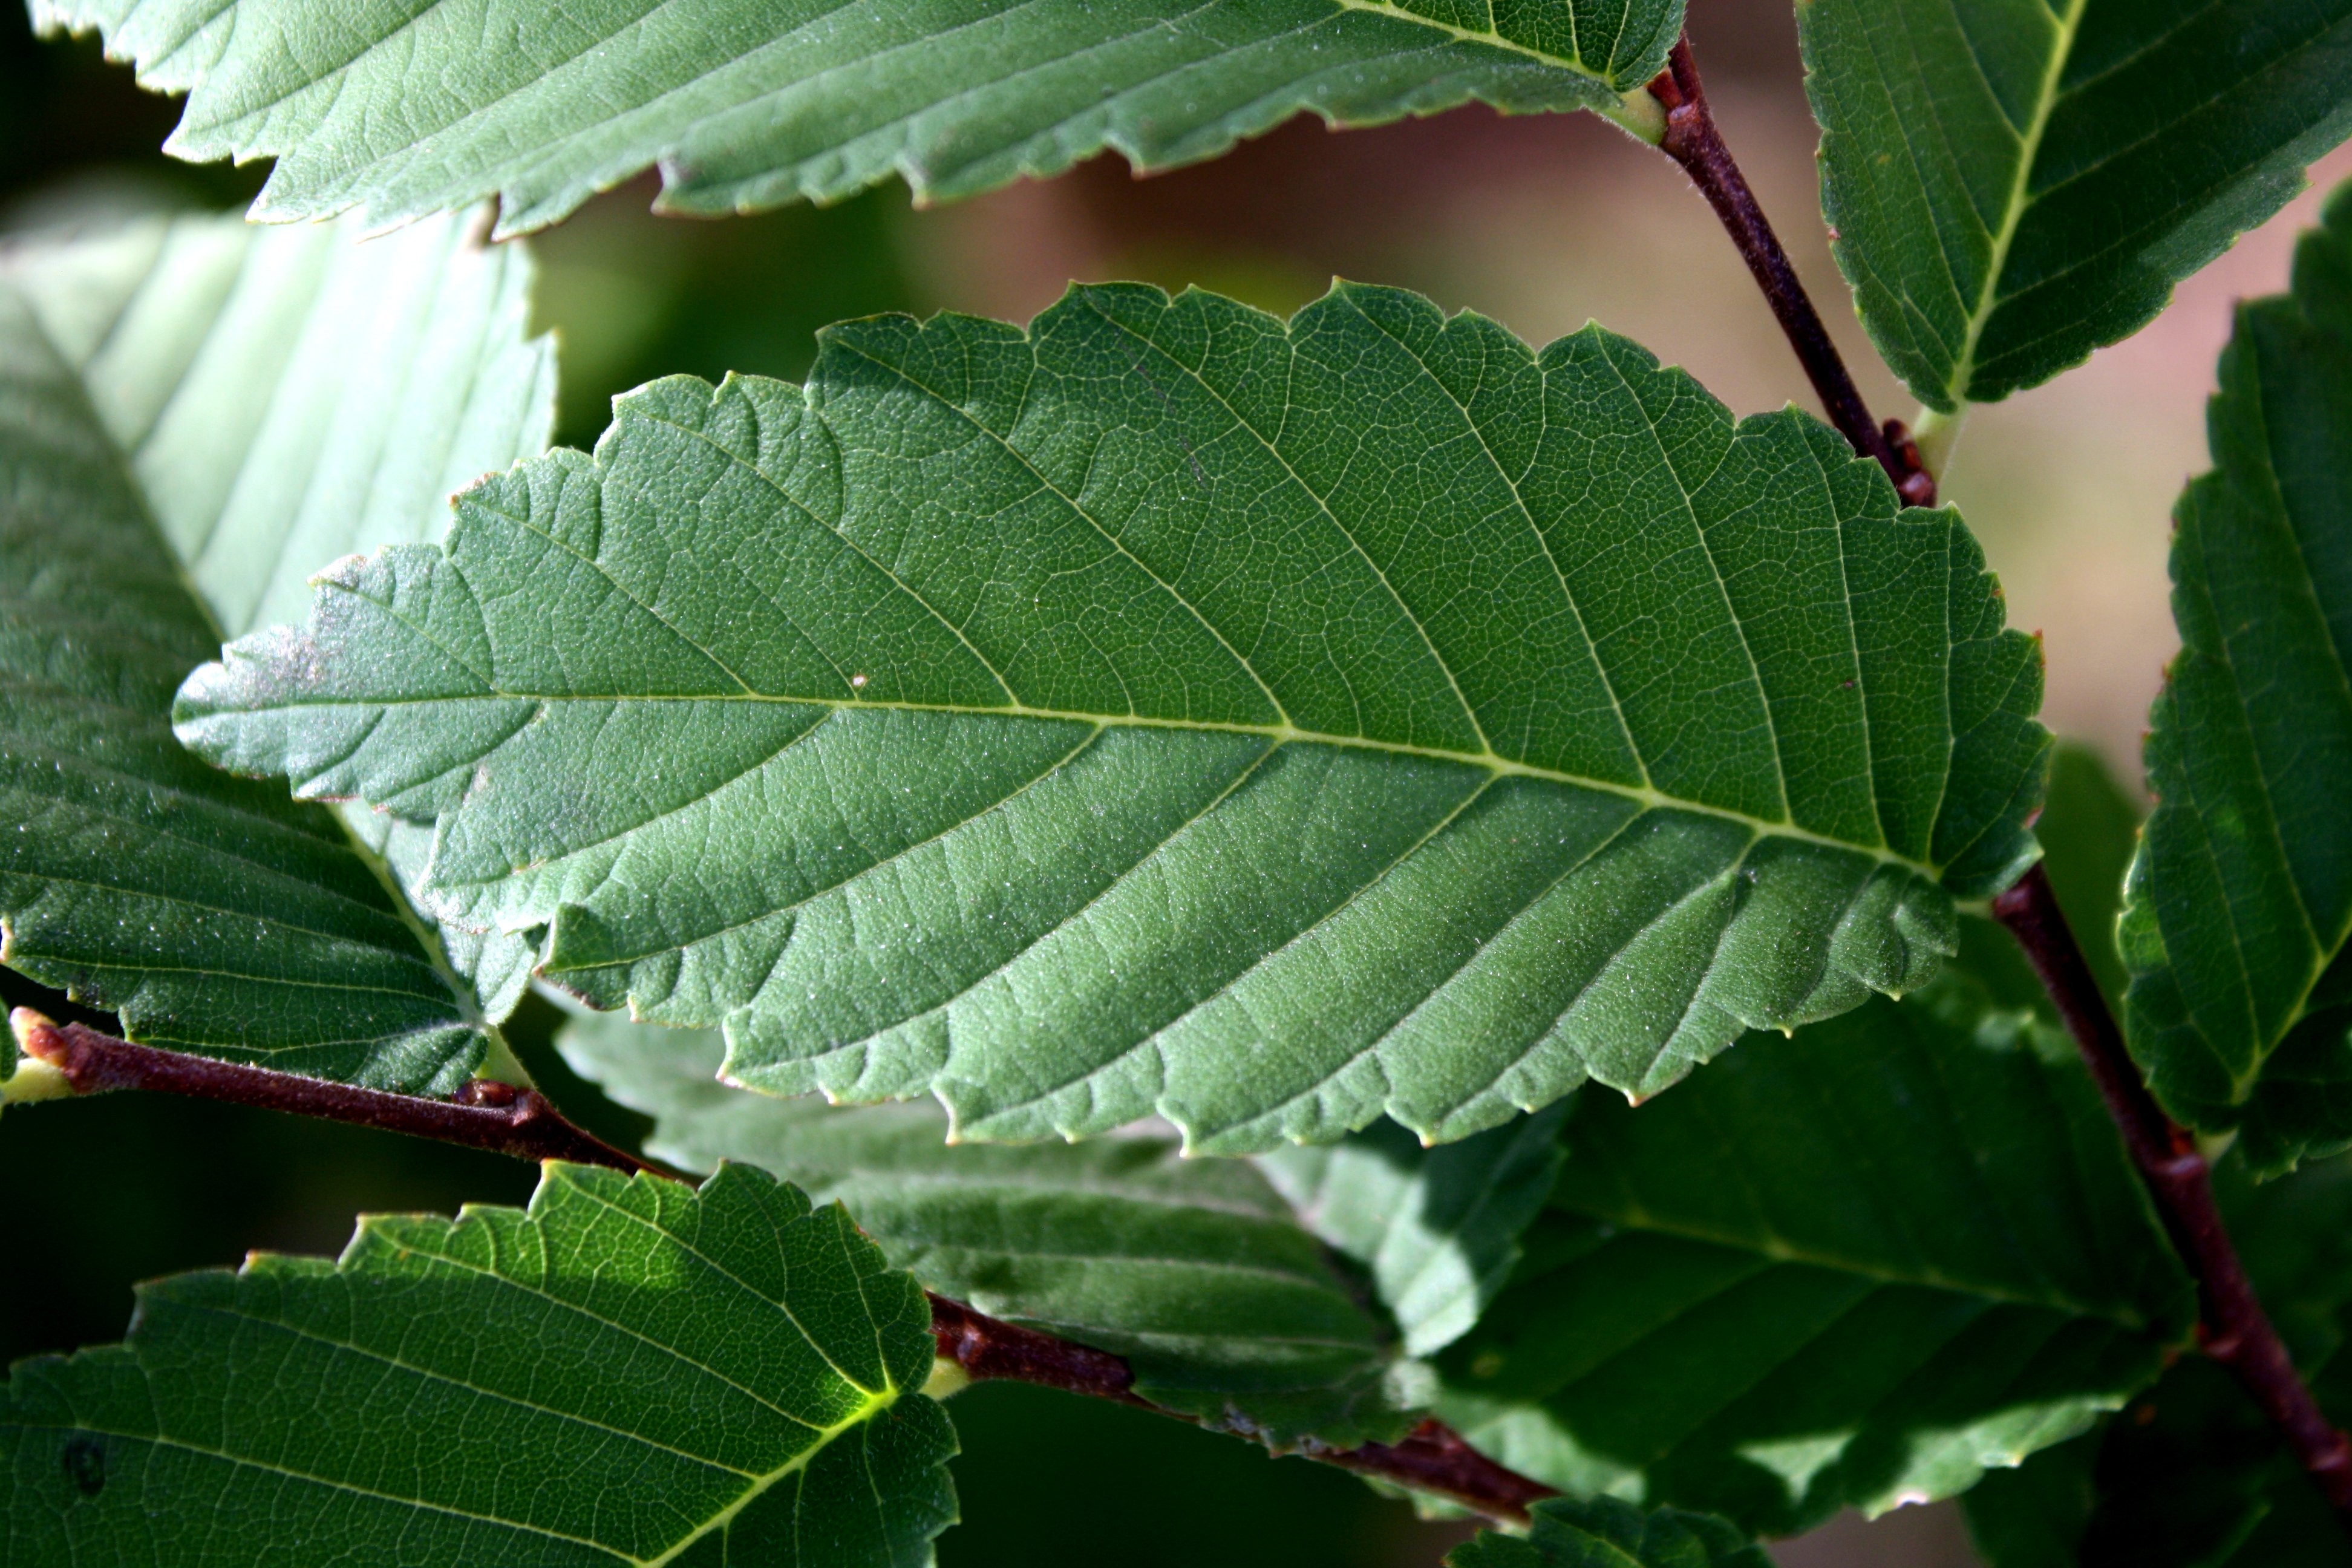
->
[[1560, 1198, 2160, 1327], [1944, 0, 2089, 406], [275, 656, 1949, 884]]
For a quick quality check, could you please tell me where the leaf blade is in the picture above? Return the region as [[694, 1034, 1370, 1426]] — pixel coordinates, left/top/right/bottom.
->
[[1, 1161, 959, 1567], [41, 0, 1678, 235], [1437, 981, 2192, 1537], [0, 212, 552, 1089], [175, 283, 2049, 1151], [2120, 180, 2352, 1171], [1800, 0, 2352, 410]]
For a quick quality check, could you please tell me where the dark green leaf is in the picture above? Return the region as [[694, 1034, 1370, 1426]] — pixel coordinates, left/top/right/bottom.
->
[[1800, 0, 2352, 410], [557, 1010, 1417, 1445], [41, 0, 1677, 237], [1437, 982, 2190, 1537], [174, 282, 2050, 1153], [1447, 1496, 1769, 1568], [1258, 1105, 1567, 1356], [2120, 180, 2352, 1172], [1962, 1152, 2352, 1568], [0, 213, 552, 1091], [1, 1161, 959, 1566]]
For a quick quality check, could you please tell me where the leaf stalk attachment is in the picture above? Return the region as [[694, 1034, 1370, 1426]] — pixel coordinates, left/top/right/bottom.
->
[[1991, 867, 2352, 1524], [1647, 37, 1936, 507], [11, 1008, 1560, 1523]]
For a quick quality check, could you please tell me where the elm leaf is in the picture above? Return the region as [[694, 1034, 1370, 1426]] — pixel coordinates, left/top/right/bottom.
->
[[0, 212, 551, 1089], [1, 1161, 959, 1567], [2120, 180, 2352, 1171], [1439, 980, 2192, 1537], [1800, 0, 2352, 410], [41, 0, 1680, 236], [175, 282, 2050, 1151]]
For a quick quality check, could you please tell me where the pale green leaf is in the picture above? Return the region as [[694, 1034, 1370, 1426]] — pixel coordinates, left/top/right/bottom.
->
[[40, 0, 1676, 237], [173, 282, 2050, 1153], [556, 1010, 1418, 1446], [1800, 0, 2352, 410], [1448, 1496, 1768, 1568], [1, 1161, 959, 1567], [1257, 1104, 1567, 1356], [0, 211, 552, 1089], [2120, 180, 2352, 1173], [1437, 981, 2191, 1537]]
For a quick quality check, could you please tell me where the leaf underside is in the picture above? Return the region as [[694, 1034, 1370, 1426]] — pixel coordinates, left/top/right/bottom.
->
[[1448, 1495, 1769, 1568], [1800, 0, 2352, 410], [1, 1162, 958, 1567], [176, 281, 2048, 1154], [41, 0, 1676, 237], [556, 1010, 1416, 1447], [0, 213, 552, 1091], [1440, 979, 2190, 1538], [2120, 180, 2352, 1172]]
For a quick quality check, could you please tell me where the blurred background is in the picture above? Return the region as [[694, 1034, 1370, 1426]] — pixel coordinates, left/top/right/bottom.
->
[[8, 1, 2332, 1561]]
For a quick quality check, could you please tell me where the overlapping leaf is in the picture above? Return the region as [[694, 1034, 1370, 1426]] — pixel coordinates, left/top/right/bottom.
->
[[1961, 1152, 2352, 1567], [1800, 0, 2352, 410], [41, 0, 1676, 237], [1258, 1105, 1567, 1356], [2120, 181, 2352, 1172], [1448, 1497, 1768, 1568], [175, 281, 2048, 1153], [557, 1010, 1417, 1446], [0, 211, 552, 1091], [1436, 979, 2191, 1537], [1, 1161, 959, 1567]]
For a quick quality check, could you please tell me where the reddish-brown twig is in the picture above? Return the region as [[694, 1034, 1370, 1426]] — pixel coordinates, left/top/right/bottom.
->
[[1647, 36, 1935, 507], [1992, 869, 2352, 1519], [11, 1008, 1557, 1523]]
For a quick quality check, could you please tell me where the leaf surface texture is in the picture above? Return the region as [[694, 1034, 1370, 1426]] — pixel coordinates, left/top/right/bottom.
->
[[0, 212, 552, 1089], [176, 282, 2048, 1151], [2, 1161, 958, 1567], [41, 0, 1677, 235], [1800, 0, 2352, 409], [2121, 181, 2352, 1171], [557, 1011, 1415, 1445], [1438, 981, 2192, 1536]]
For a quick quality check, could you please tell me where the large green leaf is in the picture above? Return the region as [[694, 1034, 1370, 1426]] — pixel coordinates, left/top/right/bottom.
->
[[174, 282, 2050, 1154], [1961, 1152, 2352, 1568], [41, 0, 1676, 237], [0, 211, 552, 1091], [2120, 180, 2352, 1173], [1258, 1105, 1567, 1356], [556, 1010, 1417, 1446], [1799, 0, 2352, 411], [1436, 979, 2192, 1537], [1, 1160, 959, 1566], [1448, 1496, 1769, 1568]]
